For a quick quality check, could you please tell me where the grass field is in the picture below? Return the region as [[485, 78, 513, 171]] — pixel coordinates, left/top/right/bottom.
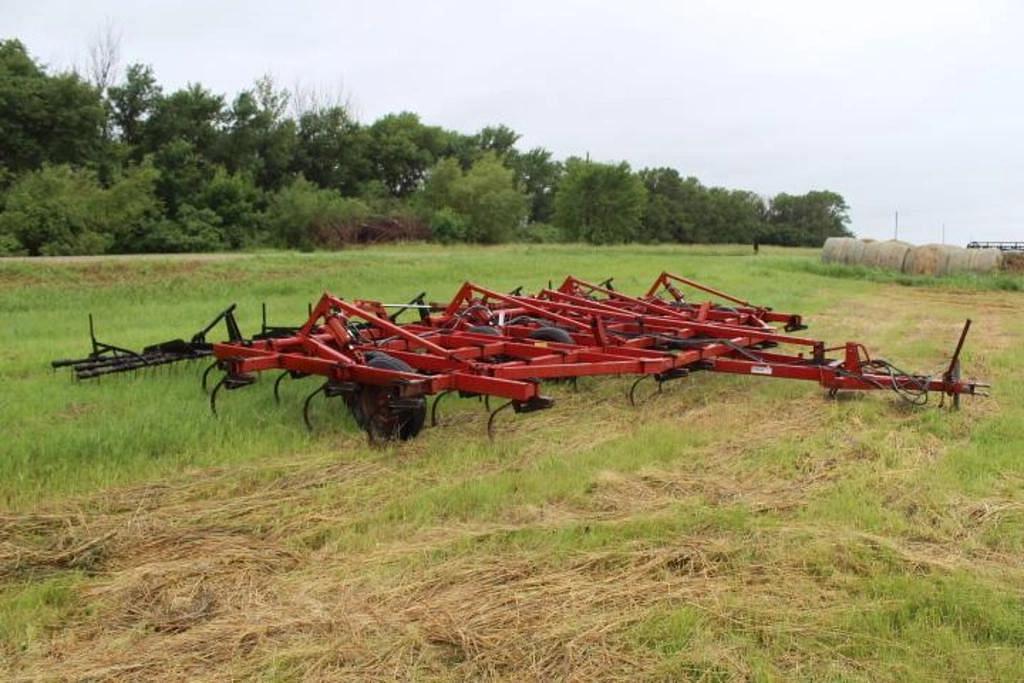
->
[[1, 244, 1022, 681]]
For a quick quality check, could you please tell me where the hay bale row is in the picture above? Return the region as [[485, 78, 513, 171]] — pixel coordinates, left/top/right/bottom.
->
[[821, 238, 1004, 275]]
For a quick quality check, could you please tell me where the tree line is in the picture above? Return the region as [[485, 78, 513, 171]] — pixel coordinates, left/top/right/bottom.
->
[[0, 38, 853, 256]]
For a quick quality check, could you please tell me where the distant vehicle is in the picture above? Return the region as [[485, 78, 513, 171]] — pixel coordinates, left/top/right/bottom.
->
[[966, 241, 1024, 251]]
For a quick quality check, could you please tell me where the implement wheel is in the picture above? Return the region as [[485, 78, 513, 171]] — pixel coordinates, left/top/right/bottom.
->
[[528, 326, 573, 344], [527, 326, 575, 384], [351, 353, 426, 442]]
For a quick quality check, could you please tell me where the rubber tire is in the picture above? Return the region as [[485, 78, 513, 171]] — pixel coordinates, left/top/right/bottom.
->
[[528, 326, 573, 344], [528, 326, 575, 383], [359, 352, 426, 440], [509, 315, 548, 326], [467, 325, 500, 336]]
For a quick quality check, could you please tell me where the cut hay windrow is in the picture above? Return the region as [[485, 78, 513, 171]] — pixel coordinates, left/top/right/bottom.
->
[[52, 271, 989, 444]]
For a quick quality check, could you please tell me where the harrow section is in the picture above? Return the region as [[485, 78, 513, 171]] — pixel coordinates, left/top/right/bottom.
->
[[52, 306, 243, 380], [53, 271, 989, 442]]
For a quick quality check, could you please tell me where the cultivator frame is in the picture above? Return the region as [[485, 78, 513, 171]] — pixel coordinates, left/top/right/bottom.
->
[[53, 270, 989, 443], [202, 272, 987, 442]]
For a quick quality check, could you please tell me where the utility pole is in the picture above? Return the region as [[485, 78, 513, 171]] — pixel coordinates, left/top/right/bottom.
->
[[894, 210, 899, 241], [941, 223, 946, 245]]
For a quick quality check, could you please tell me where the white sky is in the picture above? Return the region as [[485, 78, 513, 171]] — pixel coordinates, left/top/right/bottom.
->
[[6, 0, 1024, 244]]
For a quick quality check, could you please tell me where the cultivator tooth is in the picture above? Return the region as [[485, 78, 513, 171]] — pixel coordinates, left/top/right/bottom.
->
[[628, 367, 691, 407], [200, 361, 219, 393], [53, 270, 989, 443], [208, 369, 257, 416], [272, 370, 311, 403], [486, 395, 556, 440], [430, 390, 454, 427], [301, 380, 360, 432], [301, 382, 329, 431]]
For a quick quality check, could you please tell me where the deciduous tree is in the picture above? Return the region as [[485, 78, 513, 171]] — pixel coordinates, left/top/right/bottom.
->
[[555, 159, 646, 244], [0, 40, 106, 176]]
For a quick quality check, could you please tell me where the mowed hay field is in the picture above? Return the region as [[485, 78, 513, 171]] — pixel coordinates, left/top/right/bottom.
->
[[1, 245, 1023, 681]]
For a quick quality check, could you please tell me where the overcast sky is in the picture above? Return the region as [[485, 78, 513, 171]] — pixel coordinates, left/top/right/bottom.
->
[[7, 0, 1023, 244]]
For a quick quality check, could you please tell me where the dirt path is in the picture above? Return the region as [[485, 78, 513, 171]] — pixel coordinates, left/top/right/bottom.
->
[[0, 253, 253, 264]]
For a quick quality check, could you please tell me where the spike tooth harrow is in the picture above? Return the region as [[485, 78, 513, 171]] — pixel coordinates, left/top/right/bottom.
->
[[51, 305, 244, 380]]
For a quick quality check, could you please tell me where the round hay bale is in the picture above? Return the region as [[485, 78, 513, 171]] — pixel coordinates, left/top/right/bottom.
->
[[941, 247, 972, 276], [904, 244, 954, 276], [822, 237, 854, 264], [965, 248, 1003, 273], [1002, 252, 1024, 273], [863, 240, 911, 271], [843, 239, 868, 265]]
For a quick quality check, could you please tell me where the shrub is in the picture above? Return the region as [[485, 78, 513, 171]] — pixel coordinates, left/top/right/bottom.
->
[[199, 167, 262, 248], [264, 176, 370, 249], [138, 205, 226, 252], [0, 165, 109, 255], [0, 232, 24, 255], [419, 153, 528, 244], [430, 207, 467, 244], [555, 159, 646, 244], [0, 163, 167, 255], [514, 222, 565, 243], [102, 162, 165, 252]]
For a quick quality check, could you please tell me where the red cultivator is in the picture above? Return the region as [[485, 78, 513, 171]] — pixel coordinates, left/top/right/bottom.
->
[[197, 271, 987, 443]]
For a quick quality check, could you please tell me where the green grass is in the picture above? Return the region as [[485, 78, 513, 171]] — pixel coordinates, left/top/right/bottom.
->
[[0, 574, 84, 656], [1, 243, 1022, 680]]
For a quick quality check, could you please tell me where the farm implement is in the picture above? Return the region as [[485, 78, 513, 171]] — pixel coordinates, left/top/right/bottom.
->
[[51, 305, 244, 380], [53, 272, 989, 442]]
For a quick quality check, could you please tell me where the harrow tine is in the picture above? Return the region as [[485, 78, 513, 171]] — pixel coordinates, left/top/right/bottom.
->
[[627, 370, 681, 406], [430, 390, 453, 427], [302, 382, 328, 432], [201, 361, 218, 393], [209, 371, 256, 416], [273, 371, 290, 404], [486, 400, 515, 440], [209, 374, 227, 416], [628, 375, 652, 407]]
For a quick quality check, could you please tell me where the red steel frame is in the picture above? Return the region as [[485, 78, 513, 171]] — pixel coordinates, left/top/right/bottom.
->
[[213, 292, 683, 404], [209, 273, 987, 440], [643, 271, 807, 330], [425, 275, 983, 398]]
